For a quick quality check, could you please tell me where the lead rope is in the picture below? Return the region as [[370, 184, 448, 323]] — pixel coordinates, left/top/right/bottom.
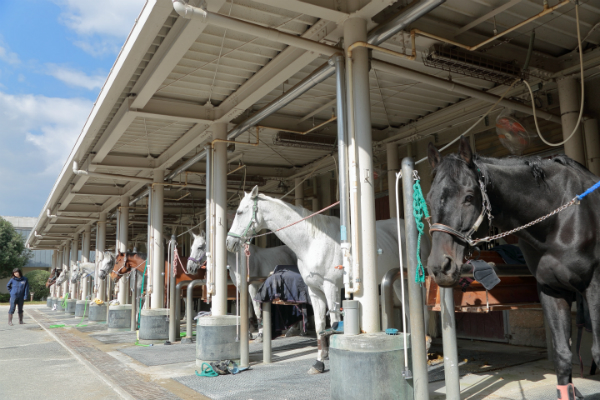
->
[[412, 173, 430, 286]]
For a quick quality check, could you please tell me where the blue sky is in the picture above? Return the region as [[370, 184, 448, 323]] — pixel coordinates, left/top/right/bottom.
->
[[0, 0, 145, 217]]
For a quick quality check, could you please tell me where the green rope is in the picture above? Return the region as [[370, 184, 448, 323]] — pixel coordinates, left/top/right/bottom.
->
[[137, 261, 148, 329], [61, 293, 69, 309], [134, 339, 151, 347], [413, 180, 430, 286], [75, 300, 88, 327], [196, 363, 218, 377]]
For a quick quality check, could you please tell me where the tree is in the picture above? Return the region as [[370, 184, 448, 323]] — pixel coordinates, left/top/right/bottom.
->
[[25, 270, 50, 300], [0, 217, 32, 279]]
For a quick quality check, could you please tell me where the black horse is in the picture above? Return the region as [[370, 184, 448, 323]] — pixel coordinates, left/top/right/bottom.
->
[[426, 136, 599, 399]]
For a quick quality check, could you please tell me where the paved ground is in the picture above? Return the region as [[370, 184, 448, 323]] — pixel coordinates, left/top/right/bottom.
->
[[0, 303, 598, 400]]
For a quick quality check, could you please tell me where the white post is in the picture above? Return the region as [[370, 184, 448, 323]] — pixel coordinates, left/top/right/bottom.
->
[[97, 213, 107, 301], [584, 118, 600, 176], [118, 196, 130, 304], [151, 171, 165, 309], [58, 248, 63, 298], [212, 123, 228, 316], [64, 240, 71, 298], [387, 142, 399, 219], [295, 178, 304, 207], [82, 225, 91, 300], [52, 250, 58, 298], [557, 77, 585, 164], [345, 16, 380, 333], [70, 233, 79, 299]]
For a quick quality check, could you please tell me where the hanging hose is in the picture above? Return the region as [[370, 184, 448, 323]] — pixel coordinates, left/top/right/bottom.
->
[[412, 179, 429, 286], [75, 301, 88, 327], [523, 3, 584, 147]]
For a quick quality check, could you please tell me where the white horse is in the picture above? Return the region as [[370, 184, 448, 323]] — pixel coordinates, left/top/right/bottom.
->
[[187, 232, 297, 325], [98, 251, 116, 280], [70, 261, 96, 283], [55, 269, 68, 287], [226, 186, 431, 374]]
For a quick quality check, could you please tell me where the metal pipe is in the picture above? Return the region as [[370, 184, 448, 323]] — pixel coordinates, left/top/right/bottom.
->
[[262, 301, 272, 364], [71, 233, 79, 300], [168, 235, 177, 342], [185, 279, 207, 341], [410, 0, 569, 53], [557, 77, 585, 164], [213, 123, 229, 316], [401, 157, 429, 400], [381, 269, 400, 331], [46, 209, 98, 222], [118, 196, 129, 305], [371, 59, 561, 124], [367, 0, 446, 45], [239, 252, 249, 368], [176, 280, 191, 343], [440, 287, 460, 399], [334, 55, 353, 299], [584, 118, 600, 176], [82, 226, 91, 300], [387, 143, 399, 219], [73, 161, 154, 184], [172, 0, 338, 57], [146, 184, 153, 307], [97, 213, 107, 302]]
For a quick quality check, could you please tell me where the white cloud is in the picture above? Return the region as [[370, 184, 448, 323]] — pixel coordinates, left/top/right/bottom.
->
[[47, 64, 106, 90], [0, 43, 20, 65], [55, 0, 146, 56], [0, 91, 93, 215]]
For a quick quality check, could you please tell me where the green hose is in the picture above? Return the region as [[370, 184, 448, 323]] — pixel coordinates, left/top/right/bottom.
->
[[75, 300, 88, 327]]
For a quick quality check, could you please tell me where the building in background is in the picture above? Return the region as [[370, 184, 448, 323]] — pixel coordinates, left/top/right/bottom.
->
[[0, 216, 52, 294]]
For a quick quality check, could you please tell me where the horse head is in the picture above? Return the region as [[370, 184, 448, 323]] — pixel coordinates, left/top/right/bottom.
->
[[187, 231, 207, 274], [426, 136, 486, 287], [46, 268, 59, 288], [110, 252, 128, 282], [226, 186, 265, 252], [70, 262, 82, 283], [55, 269, 68, 286], [98, 251, 116, 280]]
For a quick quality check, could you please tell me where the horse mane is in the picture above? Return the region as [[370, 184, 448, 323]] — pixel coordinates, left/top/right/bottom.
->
[[258, 194, 338, 239], [434, 152, 592, 186]]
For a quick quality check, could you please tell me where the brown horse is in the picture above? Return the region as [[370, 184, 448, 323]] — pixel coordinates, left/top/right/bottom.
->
[[45, 268, 61, 288]]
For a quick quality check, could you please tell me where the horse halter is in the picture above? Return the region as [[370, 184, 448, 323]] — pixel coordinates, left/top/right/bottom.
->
[[227, 197, 259, 244], [429, 163, 493, 247]]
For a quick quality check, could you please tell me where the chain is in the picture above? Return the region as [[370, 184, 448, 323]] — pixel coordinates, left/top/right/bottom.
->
[[472, 197, 579, 245]]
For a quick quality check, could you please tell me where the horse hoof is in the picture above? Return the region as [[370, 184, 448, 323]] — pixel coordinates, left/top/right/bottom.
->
[[308, 360, 325, 374]]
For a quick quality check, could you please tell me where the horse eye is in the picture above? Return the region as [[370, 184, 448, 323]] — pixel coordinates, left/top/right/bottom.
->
[[465, 195, 474, 203], [236, 210, 243, 215]]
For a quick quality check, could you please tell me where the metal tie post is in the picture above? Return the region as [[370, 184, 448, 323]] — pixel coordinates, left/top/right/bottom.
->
[[441, 287, 461, 399], [401, 157, 429, 400]]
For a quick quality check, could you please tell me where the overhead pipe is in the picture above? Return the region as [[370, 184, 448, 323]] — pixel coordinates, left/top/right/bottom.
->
[[172, 0, 338, 56], [371, 59, 562, 124]]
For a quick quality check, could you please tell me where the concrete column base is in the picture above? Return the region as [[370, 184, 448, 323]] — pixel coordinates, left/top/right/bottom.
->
[[51, 298, 59, 310], [196, 315, 240, 365], [46, 297, 53, 308], [139, 308, 169, 340], [88, 303, 107, 322], [65, 299, 77, 314], [330, 333, 413, 400], [75, 300, 90, 318], [108, 305, 132, 331]]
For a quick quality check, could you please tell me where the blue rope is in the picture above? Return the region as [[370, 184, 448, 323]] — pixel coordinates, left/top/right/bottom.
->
[[577, 180, 600, 200]]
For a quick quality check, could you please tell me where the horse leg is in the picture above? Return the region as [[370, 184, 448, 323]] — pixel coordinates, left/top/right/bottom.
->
[[307, 286, 327, 374], [539, 289, 574, 390], [585, 267, 600, 374]]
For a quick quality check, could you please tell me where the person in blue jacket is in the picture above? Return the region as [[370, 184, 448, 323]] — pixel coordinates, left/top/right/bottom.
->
[[7, 268, 29, 326]]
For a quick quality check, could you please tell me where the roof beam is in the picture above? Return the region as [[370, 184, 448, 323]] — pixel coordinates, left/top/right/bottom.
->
[[130, 0, 227, 109], [454, 0, 522, 37], [252, 0, 348, 24], [71, 186, 124, 197], [131, 98, 213, 124], [91, 99, 137, 163]]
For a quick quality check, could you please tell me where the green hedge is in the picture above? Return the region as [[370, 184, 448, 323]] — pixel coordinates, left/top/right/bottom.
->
[[0, 293, 9, 303], [25, 270, 51, 301]]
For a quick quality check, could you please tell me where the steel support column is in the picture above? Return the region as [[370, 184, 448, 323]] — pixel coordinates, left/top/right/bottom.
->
[[557, 77, 585, 164], [118, 195, 130, 304], [212, 123, 228, 316], [345, 17, 380, 333], [151, 170, 165, 308], [97, 212, 107, 301], [584, 118, 600, 176], [82, 225, 91, 300], [71, 234, 79, 299], [295, 178, 303, 207], [52, 250, 58, 298], [64, 241, 71, 298]]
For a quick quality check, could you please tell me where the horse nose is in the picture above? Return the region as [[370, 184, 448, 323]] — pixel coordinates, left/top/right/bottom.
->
[[442, 256, 453, 273]]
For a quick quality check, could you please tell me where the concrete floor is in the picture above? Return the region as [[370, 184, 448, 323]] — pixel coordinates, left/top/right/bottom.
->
[[1, 304, 598, 400]]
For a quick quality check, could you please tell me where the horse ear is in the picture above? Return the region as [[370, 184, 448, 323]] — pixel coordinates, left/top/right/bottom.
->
[[458, 135, 473, 166], [428, 142, 442, 169], [250, 185, 259, 199]]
